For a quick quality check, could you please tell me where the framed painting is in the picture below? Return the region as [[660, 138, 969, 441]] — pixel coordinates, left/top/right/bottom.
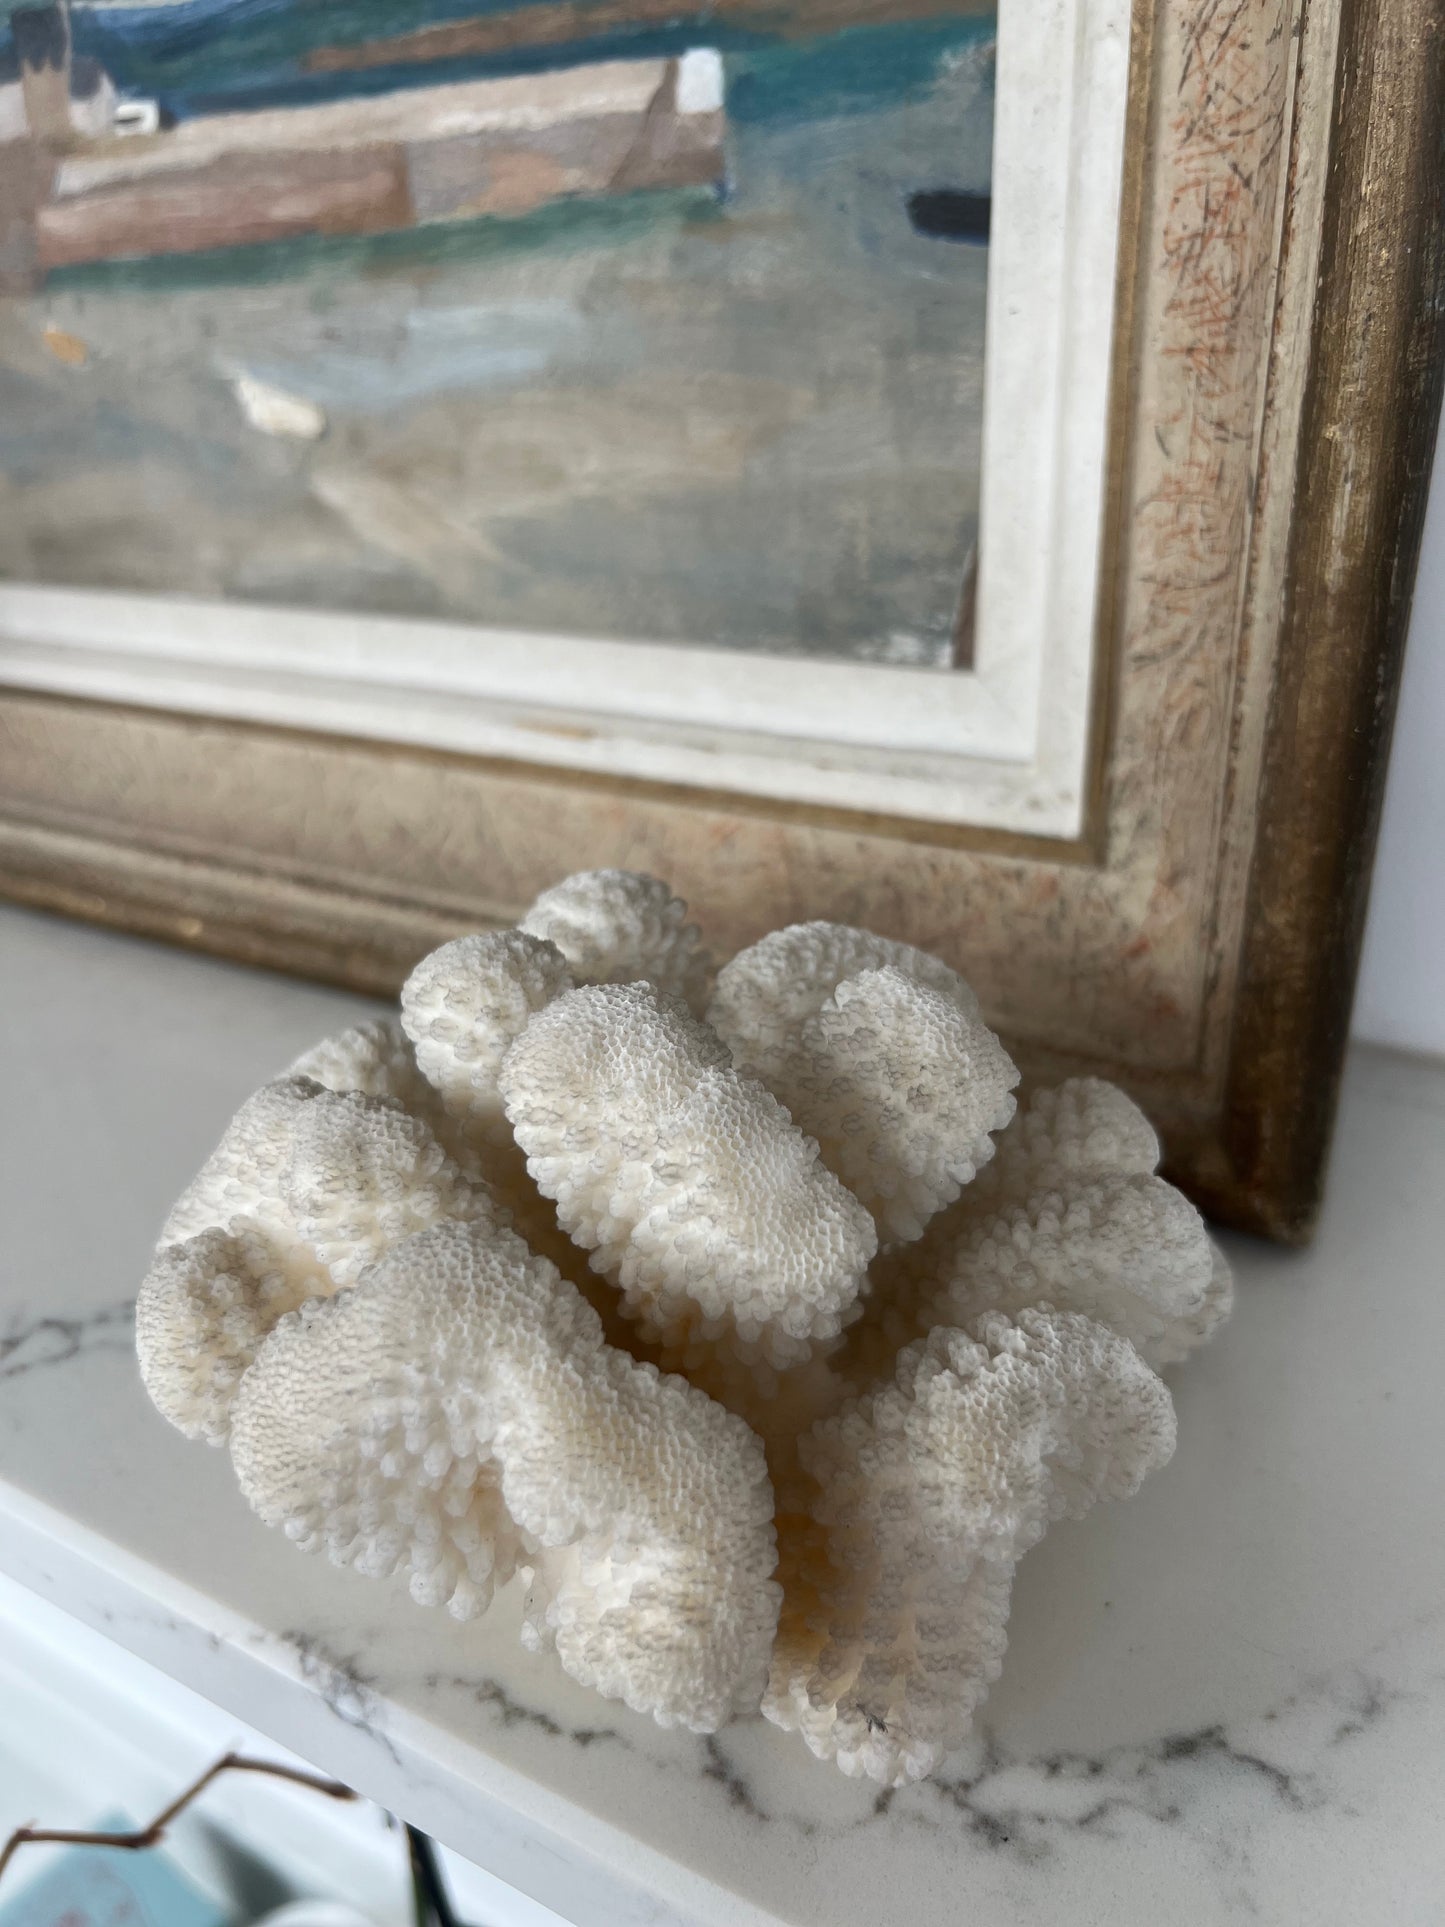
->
[[0, 0, 1441, 1239], [0, 0, 1126, 832]]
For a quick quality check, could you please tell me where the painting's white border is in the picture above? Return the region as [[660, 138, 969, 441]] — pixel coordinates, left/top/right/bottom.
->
[[0, 0, 1129, 837]]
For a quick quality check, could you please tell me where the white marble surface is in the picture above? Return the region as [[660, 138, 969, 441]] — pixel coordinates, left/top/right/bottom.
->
[[2, 905, 1443, 1927]]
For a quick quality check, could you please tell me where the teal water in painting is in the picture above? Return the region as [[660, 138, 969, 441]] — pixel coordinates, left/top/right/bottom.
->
[[46, 186, 727, 294], [0, 2, 996, 665]]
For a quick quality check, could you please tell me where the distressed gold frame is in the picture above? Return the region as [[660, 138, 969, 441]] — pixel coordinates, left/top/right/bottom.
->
[[1, 0, 1440, 1240]]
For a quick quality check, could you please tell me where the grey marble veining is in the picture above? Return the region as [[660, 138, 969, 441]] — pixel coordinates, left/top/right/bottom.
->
[[1, 1300, 136, 1383], [2, 906, 1443, 1926]]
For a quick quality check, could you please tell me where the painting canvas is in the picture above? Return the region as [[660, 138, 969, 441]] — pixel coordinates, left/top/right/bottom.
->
[[0, 0, 996, 669]]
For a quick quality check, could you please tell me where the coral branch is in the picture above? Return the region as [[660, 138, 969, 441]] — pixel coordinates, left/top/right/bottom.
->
[[500, 981, 877, 1368]]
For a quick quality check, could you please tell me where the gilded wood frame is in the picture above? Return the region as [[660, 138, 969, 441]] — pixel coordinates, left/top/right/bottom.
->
[[1, 0, 1440, 1239]]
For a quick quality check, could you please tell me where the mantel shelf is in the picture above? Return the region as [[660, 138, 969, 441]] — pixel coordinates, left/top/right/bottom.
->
[[2, 906, 1442, 1927]]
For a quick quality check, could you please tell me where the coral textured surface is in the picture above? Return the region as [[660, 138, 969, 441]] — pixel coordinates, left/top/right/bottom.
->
[[135, 870, 1232, 1785]]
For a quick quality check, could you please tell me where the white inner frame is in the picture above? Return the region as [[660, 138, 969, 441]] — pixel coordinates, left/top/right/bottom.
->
[[0, 0, 1130, 838]]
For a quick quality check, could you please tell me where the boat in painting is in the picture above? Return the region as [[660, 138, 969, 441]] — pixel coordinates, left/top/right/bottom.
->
[[2, 3, 724, 282]]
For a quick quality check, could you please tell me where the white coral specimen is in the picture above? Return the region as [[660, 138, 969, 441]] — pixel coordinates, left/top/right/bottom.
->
[[861, 1078, 1234, 1375], [965, 1074, 1162, 1206], [401, 930, 574, 1148], [710, 928, 1018, 1244], [766, 1309, 1176, 1785], [520, 868, 709, 1009], [287, 1014, 431, 1111], [500, 981, 877, 1368], [231, 1220, 779, 1722], [137, 1079, 494, 1444], [137, 868, 1231, 1775], [709, 921, 983, 1082], [136, 1226, 320, 1448]]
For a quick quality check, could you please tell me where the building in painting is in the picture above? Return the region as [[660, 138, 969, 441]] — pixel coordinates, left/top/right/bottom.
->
[[2, 2, 126, 145]]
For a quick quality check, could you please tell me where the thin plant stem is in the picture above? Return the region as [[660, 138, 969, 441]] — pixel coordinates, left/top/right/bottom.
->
[[0, 1751, 356, 1887]]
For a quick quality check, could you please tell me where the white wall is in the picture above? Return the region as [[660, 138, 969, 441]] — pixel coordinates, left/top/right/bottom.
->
[[1351, 429, 1444, 1058]]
